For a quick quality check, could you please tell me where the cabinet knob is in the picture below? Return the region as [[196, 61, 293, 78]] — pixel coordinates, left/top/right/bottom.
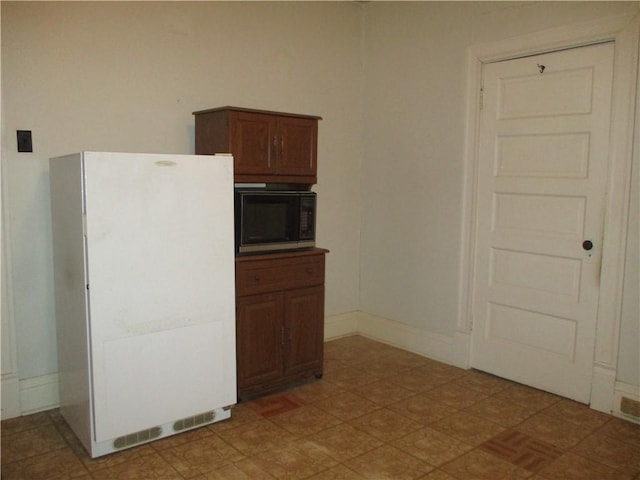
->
[[254, 275, 261, 282]]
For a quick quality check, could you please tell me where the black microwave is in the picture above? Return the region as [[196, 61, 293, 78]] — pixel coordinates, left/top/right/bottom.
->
[[235, 189, 316, 254]]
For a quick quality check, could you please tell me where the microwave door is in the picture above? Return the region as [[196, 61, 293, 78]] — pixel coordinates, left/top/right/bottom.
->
[[239, 193, 297, 252]]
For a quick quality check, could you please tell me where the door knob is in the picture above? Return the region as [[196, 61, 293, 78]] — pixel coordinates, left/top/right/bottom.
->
[[582, 240, 593, 251]]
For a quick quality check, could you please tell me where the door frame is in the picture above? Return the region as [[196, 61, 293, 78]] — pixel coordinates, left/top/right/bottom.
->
[[458, 13, 639, 412]]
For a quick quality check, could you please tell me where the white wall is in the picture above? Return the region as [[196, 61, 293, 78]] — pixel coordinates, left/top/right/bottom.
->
[[1, 1, 363, 387]]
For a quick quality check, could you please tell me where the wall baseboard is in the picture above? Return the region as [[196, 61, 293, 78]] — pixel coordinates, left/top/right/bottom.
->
[[2, 372, 60, 420], [613, 381, 640, 424], [590, 364, 617, 414], [21, 373, 59, 417], [324, 311, 359, 340], [1, 373, 21, 420], [325, 310, 459, 367]]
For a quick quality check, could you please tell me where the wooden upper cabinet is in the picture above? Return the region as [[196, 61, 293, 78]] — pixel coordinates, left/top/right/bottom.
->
[[193, 106, 321, 184]]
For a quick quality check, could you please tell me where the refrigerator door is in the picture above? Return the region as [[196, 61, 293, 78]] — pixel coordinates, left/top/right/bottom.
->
[[82, 152, 235, 442]]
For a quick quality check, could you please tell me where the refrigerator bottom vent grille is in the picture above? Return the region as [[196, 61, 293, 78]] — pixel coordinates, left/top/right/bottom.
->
[[173, 411, 216, 432], [113, 426, 162, 450]]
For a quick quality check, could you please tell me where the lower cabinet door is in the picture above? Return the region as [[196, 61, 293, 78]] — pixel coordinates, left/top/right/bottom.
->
[[283, 286, 324, 377], [236, 292, 284, 389]]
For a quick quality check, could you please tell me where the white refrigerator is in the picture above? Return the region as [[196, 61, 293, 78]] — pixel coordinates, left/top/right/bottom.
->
[[49, 152, 236, 458]]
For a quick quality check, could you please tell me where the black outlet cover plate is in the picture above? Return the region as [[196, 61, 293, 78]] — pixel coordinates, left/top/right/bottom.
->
[[17, 130, 33, 152]]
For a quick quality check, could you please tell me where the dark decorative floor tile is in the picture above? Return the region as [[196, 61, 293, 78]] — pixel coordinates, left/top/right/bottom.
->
[[247, 393, 305, 418], [480, 429, 562, 472]]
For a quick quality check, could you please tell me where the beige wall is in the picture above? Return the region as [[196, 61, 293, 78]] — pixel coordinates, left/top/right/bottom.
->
[[1, 1, 364, 380], [2, 1, 638, 405]]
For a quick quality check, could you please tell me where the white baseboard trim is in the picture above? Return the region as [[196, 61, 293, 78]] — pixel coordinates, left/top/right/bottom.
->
[[324, 311, 360, 340], [325, 310, 462, 368], [355, 312, 457, 365], [590, 364, 616, 414], [451, 330, 471, 369], [1, 373, 21, 420], [19, 373, 60, 416], [613, 381, 640, 424]]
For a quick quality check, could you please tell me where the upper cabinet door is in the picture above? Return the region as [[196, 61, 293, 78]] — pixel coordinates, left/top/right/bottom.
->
[[276, 116, 317, 177], [194, 107, 321, 184], [229, 111, 277, 176]]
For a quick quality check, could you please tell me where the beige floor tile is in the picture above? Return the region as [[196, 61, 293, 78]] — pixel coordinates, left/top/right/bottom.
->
[[322, 357, 350, 373], [214, 457, 278, 478], [350, 379, 415, 406], [409, 361, 467, 384], [0, 447, 91, 480], [420, 470, 459, 480], [344, 444, 434, 479], [313, 390, 380, 421], [430, 411, 506, 446], [1, 423, 68, 464], [358, 357, 413, 378], [571, 431, 640, 475], [216, 418, 296, 456], [386, 394, 459, 425], [200, 461, 277, 479], [348, 407, 423, 441], [322, 365, 381, 389], [307, 423, 384, 462], [540, 399, 611, 429], [517, 413, 600, 450], [597, 417, 640, 447], [387, 368, 456, 393], [0, 412, 51, 438], [463, 396, 538, 427], [90, 451, 182, 480], [491, 384, 561, 412], [423, 382, 490, 409], [157, 434, 244, 478], [290, 379, 345, 404], [441, 449, 533, 480], [392, 426, 473, 466], [248, 438, 339, 479], [268, 404, 342, 437], [307, 464, 365, 479], [450, 370, 513, 395], [538, 452, 635, 480]]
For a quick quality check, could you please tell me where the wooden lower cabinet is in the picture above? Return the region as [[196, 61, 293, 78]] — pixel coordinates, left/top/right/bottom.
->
[[235, 249, 327, 399]]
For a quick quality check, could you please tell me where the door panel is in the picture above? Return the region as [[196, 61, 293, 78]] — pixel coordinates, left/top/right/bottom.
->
[[471, 43, 614, 403], [236, 292, 284, 389], [284, 286, 324, 377], [276, 116, 317, 176], [230, 112, 276, 175]]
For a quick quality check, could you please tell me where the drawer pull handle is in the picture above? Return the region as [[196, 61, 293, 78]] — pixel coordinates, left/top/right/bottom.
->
[[254, 276, 260, 282]]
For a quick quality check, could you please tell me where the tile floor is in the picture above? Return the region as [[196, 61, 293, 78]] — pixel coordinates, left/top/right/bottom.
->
[[2, 335, 639, 479]]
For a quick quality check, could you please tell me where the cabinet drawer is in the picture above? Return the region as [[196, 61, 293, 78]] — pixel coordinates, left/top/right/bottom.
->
[[236, 254, 324, 297]]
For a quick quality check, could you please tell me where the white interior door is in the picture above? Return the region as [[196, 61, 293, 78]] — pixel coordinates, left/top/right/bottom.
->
[[470, 43, 614, 403]]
